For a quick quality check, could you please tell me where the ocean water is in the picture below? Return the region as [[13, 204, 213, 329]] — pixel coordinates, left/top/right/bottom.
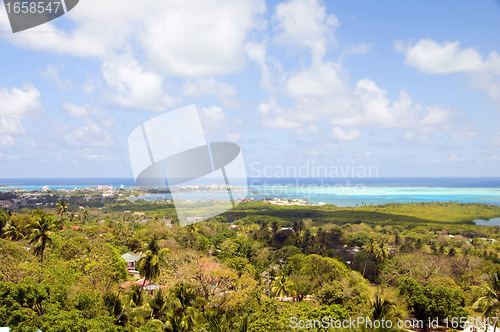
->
[[1, 177, 500, 207]]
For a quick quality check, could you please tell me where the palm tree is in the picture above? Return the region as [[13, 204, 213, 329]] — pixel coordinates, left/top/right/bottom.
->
[[163, 283, 203, 332], [472, 270, 500, 330], [375, 240, 390, 262], [29, 212, 55, 263], [271, 220, 279, 236], [186, 224, 198, 247], [202, 310, 248, 332], [55, 200, 68, 229], [126, 284, 152, 327], [363, 238, 377, 277], [149, 289, 168, 321], [267, 268, 277, 297], [272, 274, 296, 301], [4, 220, 25, 241], [82, 209, 90, 224], [137, 236, 167, 292], [103, 292, 128, 327], [372, 295, 397, 321]]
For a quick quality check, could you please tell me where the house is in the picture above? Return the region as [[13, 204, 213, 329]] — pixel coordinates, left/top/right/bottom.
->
[[0, 200, 14, 208], [121, 252, 144, 273]]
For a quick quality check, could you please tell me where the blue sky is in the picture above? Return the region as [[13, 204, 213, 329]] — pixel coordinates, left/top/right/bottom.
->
[[0, 0, 500, 178]]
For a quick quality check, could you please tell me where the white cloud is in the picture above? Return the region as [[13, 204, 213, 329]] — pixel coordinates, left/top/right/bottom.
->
[[61, 103, 90, 118], [395, 39, 500, 74], [245, 41, 274, 91], [396, 38, 500, 108], [363, 151, 372, 157], [259, 98, 302, 129], [0, 118, 25, 136], [273, 0, 339, 58], [40, 65, 72, 91], [101, 55, 178, 111], [489, 155, 500, 161], [329, 127, 362, 141], [0, 83, 45, 118], [142, 0, 266, 77], [61, 103, 116, 128], [53, 120, 113, 147], [259, 73, 454, 136], [258, 2, 457, 139], [198, 106, 242, 142], [181, 77, 238, 107], [1, 0, 266, 111]]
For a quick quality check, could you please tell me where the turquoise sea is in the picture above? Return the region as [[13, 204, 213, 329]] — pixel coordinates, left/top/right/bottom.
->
[[1, 177, 500, 208]]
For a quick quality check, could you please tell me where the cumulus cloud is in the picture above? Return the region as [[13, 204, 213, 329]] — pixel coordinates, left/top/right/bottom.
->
[[101, 55, 178, 111], [0, 83, 45, 146], [257, 0, 463, 142], [1, 0, 266, 77], [259, 74, 455, 137], [142, 0, 265, 77], [395, 39, 500, 74], [0, 83, 44, 118], [273, 0, 339, 58], [0, 0, 267, 111], [396, 38, 500, 108]]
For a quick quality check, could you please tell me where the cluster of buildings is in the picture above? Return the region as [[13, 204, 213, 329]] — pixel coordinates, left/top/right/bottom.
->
[[266, 198, 309, 206]]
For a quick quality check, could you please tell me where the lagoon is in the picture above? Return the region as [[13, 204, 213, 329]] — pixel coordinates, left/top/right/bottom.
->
[[474, 217, 500, 226]]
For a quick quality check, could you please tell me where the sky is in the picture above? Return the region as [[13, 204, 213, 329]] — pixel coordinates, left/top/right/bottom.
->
[[0, 0, 500, 179]]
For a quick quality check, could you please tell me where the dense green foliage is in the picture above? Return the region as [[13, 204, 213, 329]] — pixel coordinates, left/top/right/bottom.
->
[[1, 196, 500, 331]]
